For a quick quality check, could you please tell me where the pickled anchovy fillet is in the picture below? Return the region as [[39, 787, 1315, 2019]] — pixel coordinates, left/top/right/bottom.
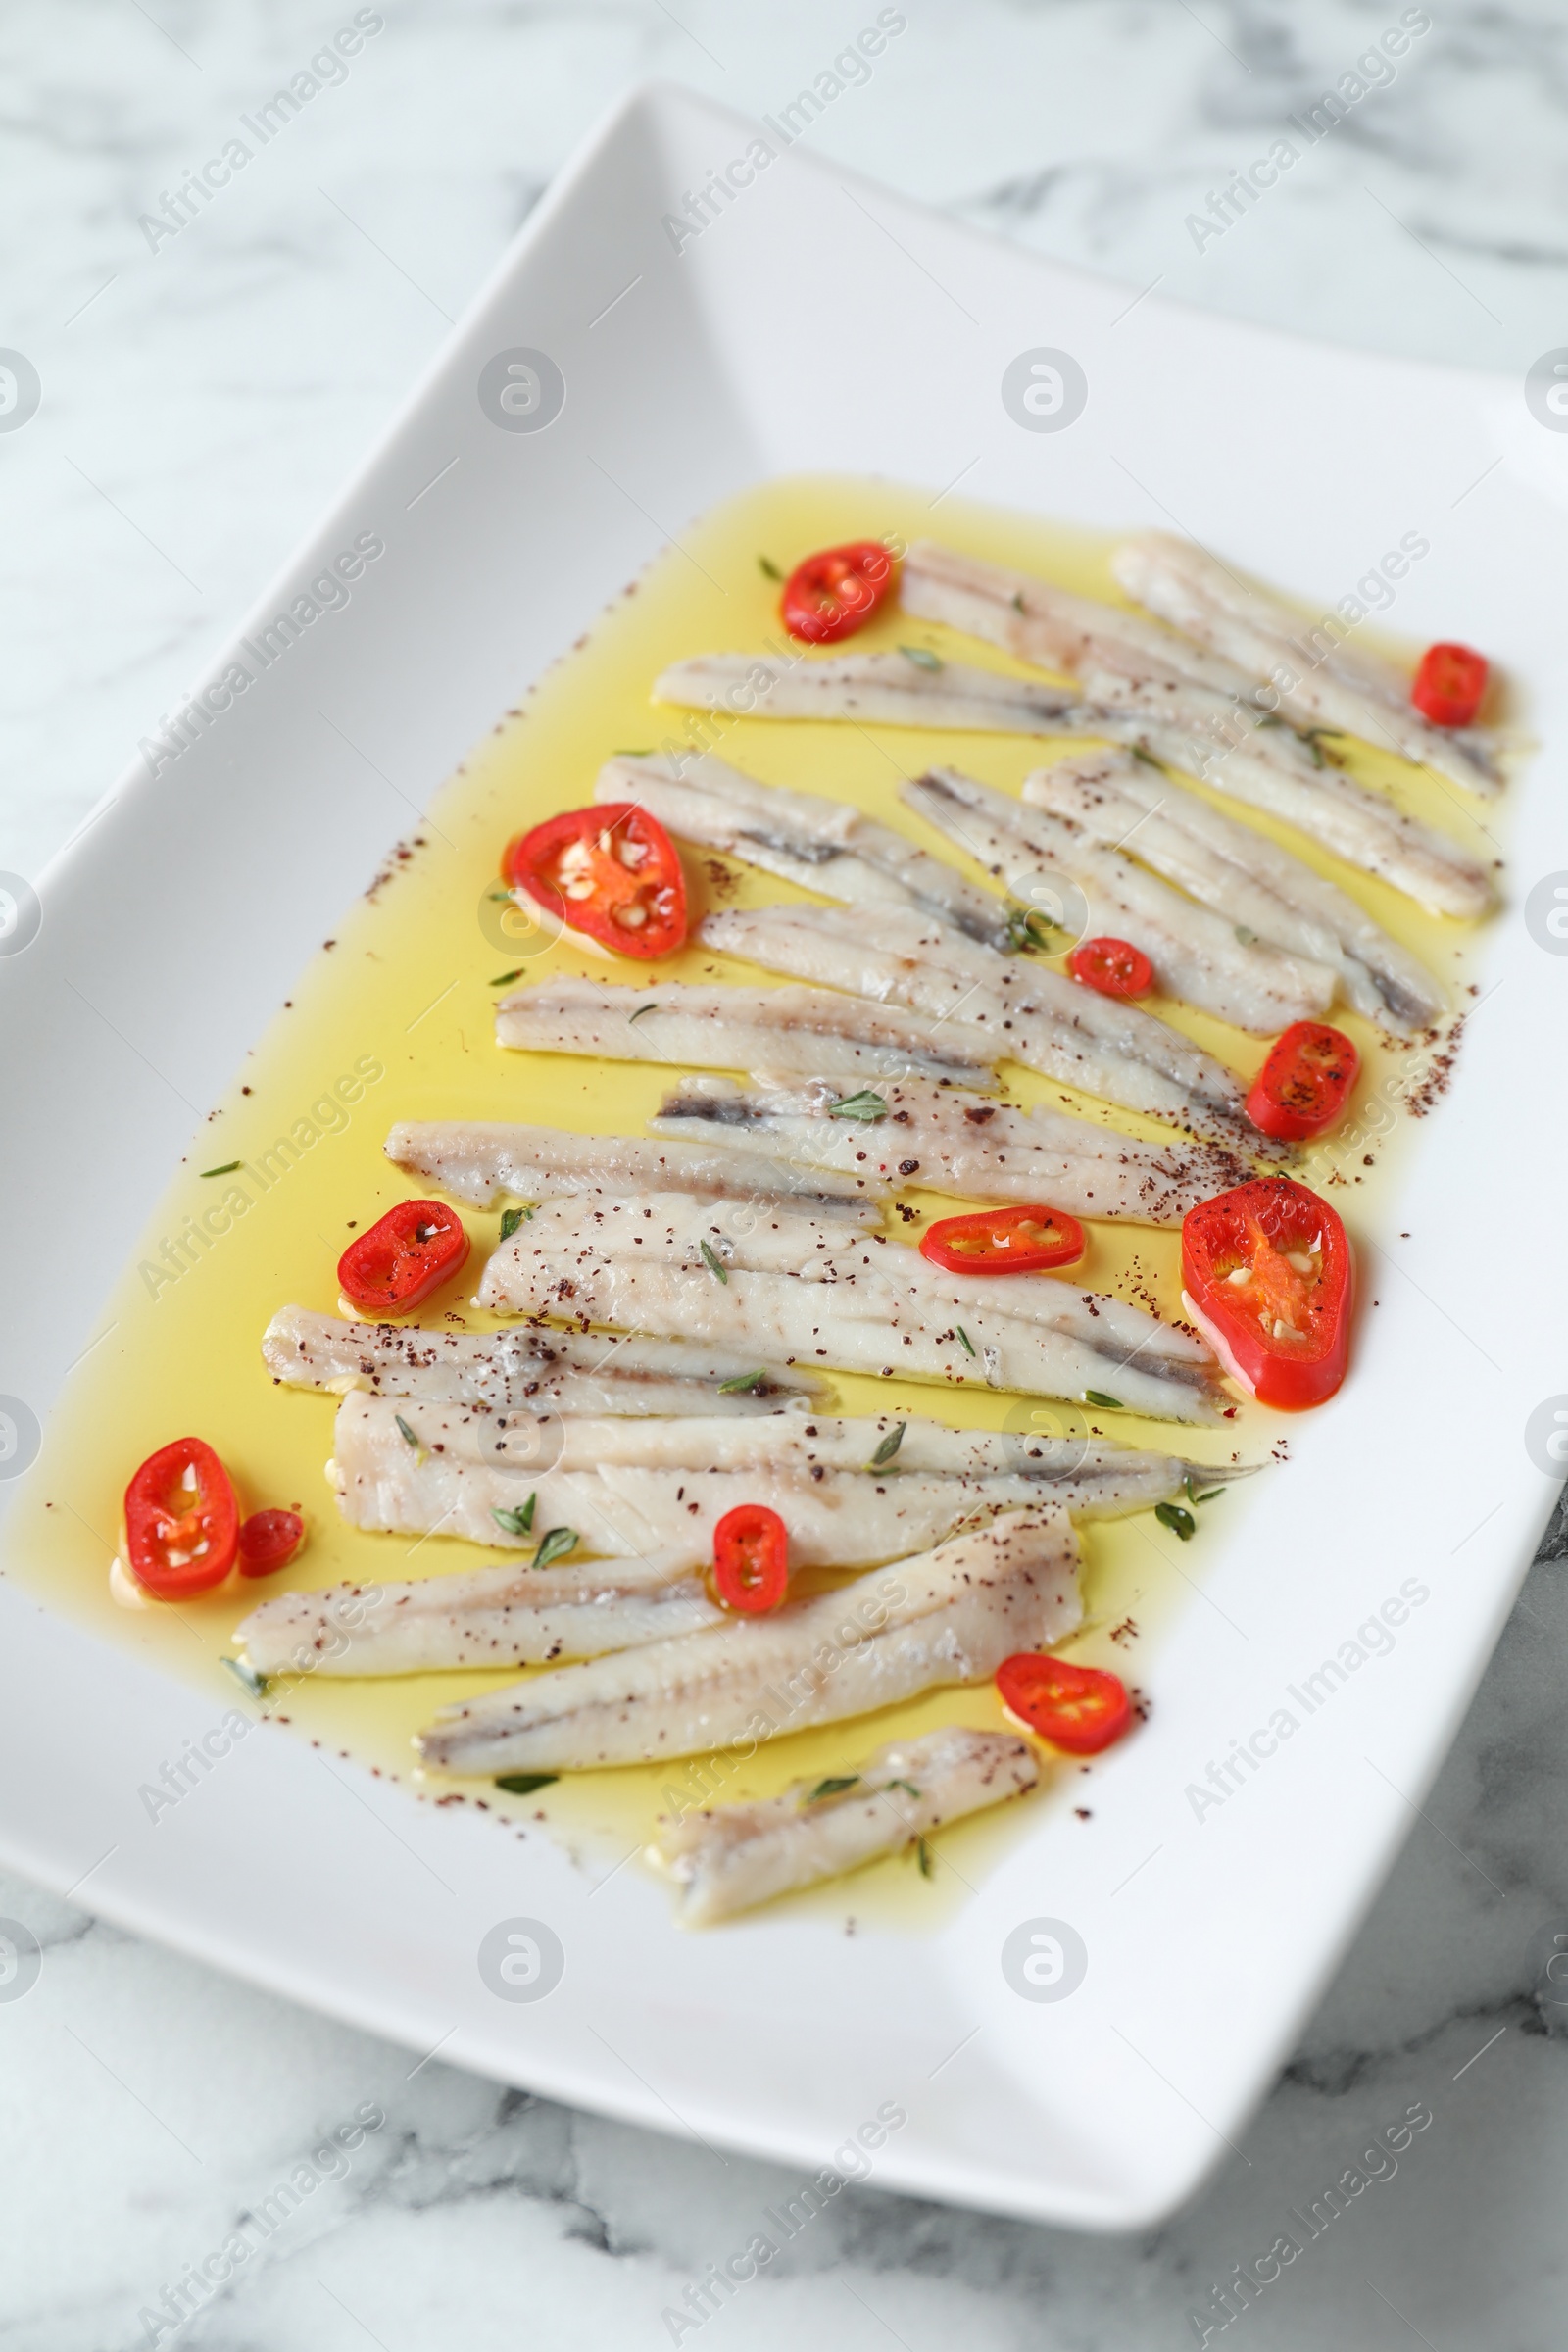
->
[[653, 1725, 1040, 1925], [700, 900, 1258, 1151], [384, 1117, 884, 1216], [905, 761, 1338, 1035], [595, 749, 1011, 947], [652, 1072, 1249, 1225], [1112, 530, 1521, 798], [416, 1509, 1082, 1773], [478, 1191, 1222, 1421], [260, 1304, 828, 1413], [237, 1553, 723, 1678], [1019, 751, 1444, 1033], [495, 976, 992, 1086], [659, 647, 1493, 918]]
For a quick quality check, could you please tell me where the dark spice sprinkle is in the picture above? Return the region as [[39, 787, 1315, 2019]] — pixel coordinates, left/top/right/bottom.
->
[[201, 1161, 241, 1178], [496, 1773, 558, 1795]]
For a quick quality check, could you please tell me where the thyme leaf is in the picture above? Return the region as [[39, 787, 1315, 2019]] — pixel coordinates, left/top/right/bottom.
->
[[899, 644, 943, 671], [496, 1772, 558, 1795], [531, 1526, 578, 1571], [716, 1369, 767, 1395], [956, 1326, 977, 1358], [1083, 1389, 1123, 1409], [1155, 1500, 1196, 1542], [806, 1776, 860, 1803], [200, 1161, 241, 1178], [868, 1421, 906, 1468], [700, 1240, 729, 1284], [828, 1089, 889, 1121]]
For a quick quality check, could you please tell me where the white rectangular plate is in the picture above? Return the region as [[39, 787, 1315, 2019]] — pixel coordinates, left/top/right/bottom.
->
[[2, 82, 1563, 2229]]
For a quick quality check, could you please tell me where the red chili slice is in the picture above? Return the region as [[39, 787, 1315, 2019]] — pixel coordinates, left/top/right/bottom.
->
[[711, 1503, 789, 1613], [503, 804, 687, 960], [1246, 1021, 1360, 1142], [123, 1437, 238, 1600], [338, 1200, 468, 1315], [1068, 936, 1153, 999], [1182, 1176, 1352, 1410], [237, 1508, 305, 1578], [1411, 641, 1488, 729], [996, 1653, 1132, 1754], [780, 540, 899, 645], [920, 1204, 1085, 1275]]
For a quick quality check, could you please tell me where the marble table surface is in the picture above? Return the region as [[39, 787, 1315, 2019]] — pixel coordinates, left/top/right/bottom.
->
[[6, 3, 1568, 2344]]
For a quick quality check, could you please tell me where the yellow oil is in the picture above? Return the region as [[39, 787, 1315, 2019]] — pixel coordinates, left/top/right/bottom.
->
[[5, 474, 1495, 1929]]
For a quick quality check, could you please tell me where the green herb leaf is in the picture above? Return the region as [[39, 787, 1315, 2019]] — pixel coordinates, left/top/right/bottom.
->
[[499, 1206, 529, 1243], [1130, 743, 1163, 768], [956, 1326, 977, 1358], [394, 1412, 422, 1450], [758, 555, 783, 581], [1185, 1475, 1225, 1505], [716, 1369, 767, 1395], [806, 1776, 860, 1803], [915, 1836, 934, 1878], [488, 889, 514, 902], [200, 1161, 241, 1179], [827, 1089, 888, 1121], [1010, 591, 1026, 613], [532, 1525, 578, 1571], [1005, 906, 1056, 954], [627, 1003, 660, 1024], [884, 1778, 921, 1798], [1155, 1500, 1197, 1542], [492, 1497, 537, 1537], [612, 748, 654, 758], [700, 1239, 729, 1284], [1234, 924, 1258, 947], [900, 645, 943, 671], [490, 968, 524, 986], [496, 1772, 558, 1795], [1083, 1390, 1123, 1409], [221, 1655, 270, 1701], [868, 1421, 906, 1468]]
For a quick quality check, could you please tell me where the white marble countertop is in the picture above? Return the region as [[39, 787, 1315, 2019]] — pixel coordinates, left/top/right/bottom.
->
[[6, 4, 1568, 2344]]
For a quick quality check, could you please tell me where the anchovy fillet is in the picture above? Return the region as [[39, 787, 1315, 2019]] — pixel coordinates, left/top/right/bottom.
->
[[260, 1305, 827, 1414], [905, 761, 1338, 1034], [384, 1118, 883, 1217], [651, 1073, 1249, 1225], [700, 900, 1257, 1150], [1112, 531, 1520, 798], [901, 536, 1255, 702], [659, 649, 1493, 918], [596, 750, 1011, 948], [237, 1555, 723, 1678], [1019, 751, 1444, 1033], [416, 1508, 1082, 1772], [478, 1192, 1221, 1420], [495, 976, 992, 1087], [653, 1725, 1040, 1925]]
